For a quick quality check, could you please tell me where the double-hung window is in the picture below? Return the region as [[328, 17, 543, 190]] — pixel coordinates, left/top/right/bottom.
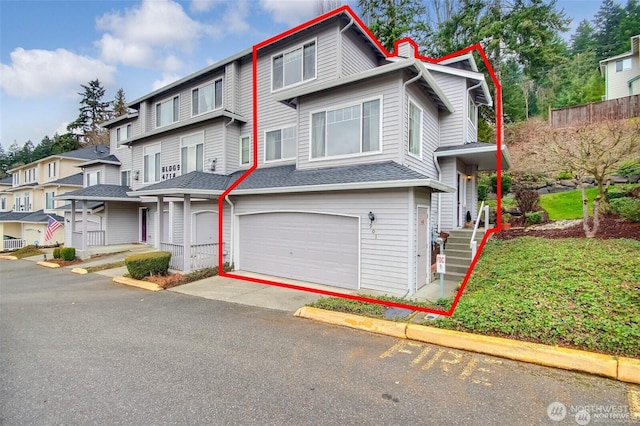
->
[[181, 133, 204, 173], [265, 126, 296, 162], [116, 124, 131, 144], [192, 79, 223, 115], [24, 192, 31, 211], [12, 174, 18, 186], [311, 99, 380, 159], [45, 191, 55, 210], [144, 145, 161, 183], [616, 58, 632, 72], [86, 171, 101, 186], [156, 96, 179, 128], [15, 195, 21, 211], [0, 197, 6, 210], [408, 100, 422, 157], [272, 40, 316, 90], [48, 161, 56, 178], [240, 136, 251, 166], [121, 170, 131, 187], [468, 97, 477, 127]]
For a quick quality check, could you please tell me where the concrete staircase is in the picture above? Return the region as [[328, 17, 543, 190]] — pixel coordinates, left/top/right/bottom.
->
[[441, 228, 477, 283]]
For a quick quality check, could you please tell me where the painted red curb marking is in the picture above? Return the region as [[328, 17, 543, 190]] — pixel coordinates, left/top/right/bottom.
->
[[216, 5, 503, 316]]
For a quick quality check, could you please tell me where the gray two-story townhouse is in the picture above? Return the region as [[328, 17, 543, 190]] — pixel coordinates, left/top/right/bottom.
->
[[59, 7, 510, 297]]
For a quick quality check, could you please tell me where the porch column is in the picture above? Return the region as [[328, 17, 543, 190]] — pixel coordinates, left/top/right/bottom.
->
[[183, 194, 191, 273], [155, 195, 163, 250], [81, 200, 88, 253], [70, 201, 76, 233]]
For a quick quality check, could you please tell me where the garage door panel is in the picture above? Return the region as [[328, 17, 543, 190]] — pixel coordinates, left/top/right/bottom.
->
[[239, 212, 358, 289]]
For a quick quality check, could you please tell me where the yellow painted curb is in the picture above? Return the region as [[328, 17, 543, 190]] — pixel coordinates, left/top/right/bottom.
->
[[112, 276, 163, 292], [295, 306, 407, 339], [618, 357, 640, 384], [296, 307, 636, 381], [71, 268, 88, 274], [0, 255, 18, 260], [37, 261, 60, 268], [405, 323, 618, 379]]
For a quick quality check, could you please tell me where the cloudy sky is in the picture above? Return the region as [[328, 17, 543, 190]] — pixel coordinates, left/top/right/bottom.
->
[[1, 0, 604, 149]]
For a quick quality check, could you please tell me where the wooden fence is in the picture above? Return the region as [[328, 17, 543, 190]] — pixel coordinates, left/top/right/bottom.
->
[[550, 94, 640, 128]]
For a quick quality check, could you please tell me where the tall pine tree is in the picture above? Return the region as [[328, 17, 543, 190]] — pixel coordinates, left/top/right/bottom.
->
[[67, 79, 112, 147]]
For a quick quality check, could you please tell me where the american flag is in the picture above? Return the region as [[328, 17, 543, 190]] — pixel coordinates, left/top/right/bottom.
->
[[45, 216, 62, 242]]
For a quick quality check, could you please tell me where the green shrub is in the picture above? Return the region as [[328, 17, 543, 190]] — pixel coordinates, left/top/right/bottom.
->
[[477, 183, 488, 202], [556, 170, 573, 180], [60, 247, 76, 261], [515, 189, 540, 214], [616, 160, 640, 178], [605, 188, 628, 202], [125, 251, 171, 280], [490, 173, 512, 196], [52, 248, 61, 259], [609, 197, 640, 222], [525, 211, 542, 225]]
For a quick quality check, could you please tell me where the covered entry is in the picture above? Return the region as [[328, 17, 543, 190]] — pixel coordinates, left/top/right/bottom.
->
[[238, 212, 359, 289]]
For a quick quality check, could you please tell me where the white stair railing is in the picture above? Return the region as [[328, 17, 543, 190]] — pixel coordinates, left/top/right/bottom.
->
[[470, 201, 490, 260]]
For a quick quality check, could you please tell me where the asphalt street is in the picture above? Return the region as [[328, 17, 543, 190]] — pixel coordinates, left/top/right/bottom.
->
[[0, 259, 635, 425]]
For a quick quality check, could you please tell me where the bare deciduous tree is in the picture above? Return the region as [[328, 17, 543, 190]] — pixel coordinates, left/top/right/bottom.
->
[[547, 120, 640, 237]]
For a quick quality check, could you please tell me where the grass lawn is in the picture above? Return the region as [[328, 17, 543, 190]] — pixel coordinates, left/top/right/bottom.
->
[[538, 187, 599, 220], [434, 237, 640, 358]]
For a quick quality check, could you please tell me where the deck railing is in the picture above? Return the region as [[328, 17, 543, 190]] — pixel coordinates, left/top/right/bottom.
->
[[160, 242, 222, 272], [3, 238, 26, 251], [72, 230, 105, 247]]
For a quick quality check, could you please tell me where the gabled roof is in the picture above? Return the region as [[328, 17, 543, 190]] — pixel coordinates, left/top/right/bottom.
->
[[77, 154, 121, 168], [131, 161, 455, 197], [55, 185, 140, 202], [42, 172, 84, 187], [0, 210, 63, 223], [7, 145, 111, 173], [100, 111, 139, 128], [599, 34, 640, 75], [275, 58, 455, 112], [0, 176, 12, 186]]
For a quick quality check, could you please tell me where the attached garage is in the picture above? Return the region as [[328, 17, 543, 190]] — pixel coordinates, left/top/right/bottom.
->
[[238, 212, 359, 289]]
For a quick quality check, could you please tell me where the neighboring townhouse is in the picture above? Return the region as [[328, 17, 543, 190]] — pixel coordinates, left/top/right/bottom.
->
[[600, 34, 640, 100], [58, 7, 510, 297], [0, 145, 110, 249]]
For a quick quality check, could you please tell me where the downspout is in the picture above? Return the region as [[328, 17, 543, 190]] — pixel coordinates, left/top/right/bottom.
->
[[402, 71, 423, 162], [338, 18, 355, 77], [225, 194, 234, 266], [466, 81, 483, 143], [433, 154, 442, 233]]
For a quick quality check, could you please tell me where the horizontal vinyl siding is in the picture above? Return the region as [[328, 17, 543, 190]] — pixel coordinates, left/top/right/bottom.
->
[[430, 71, 465, 147], [403, 81, 439, 179], [232, 189, 411, 295], [296, 73, 401, 170], [439, 157, 456, 231], [105, 202, 139, 244], [341, 27, 378, 76], [224, 124, 241, 174], [103, 165, 120, 185], [606, 56, 639, 99]]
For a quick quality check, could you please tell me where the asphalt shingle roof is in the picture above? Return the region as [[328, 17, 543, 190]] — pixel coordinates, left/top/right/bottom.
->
[[57, 185, 138, 199], [0, 176, 12, 185], [0, 210, 63, 223], [57, 145, 110, 160], [46, 172, 84, 186], [139, 171, 230, 192]]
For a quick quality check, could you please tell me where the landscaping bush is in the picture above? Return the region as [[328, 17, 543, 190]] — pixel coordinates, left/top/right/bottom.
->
[[60, 247, 76, 261], [515, 189, 540, 214], [556, 170, 573, 180], [525, 211, 543, 225], [125, 251, 171, 280], [52, 248, 61, 259], [490, 172, 512, 196], [605, 188, 628, 202], [609, 197, 640, 222], [477, 183, 488, 202], [616, 159, 640, 179]]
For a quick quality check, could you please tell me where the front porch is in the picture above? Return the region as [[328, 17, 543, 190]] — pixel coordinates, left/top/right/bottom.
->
[[160, 242, 225, 272]]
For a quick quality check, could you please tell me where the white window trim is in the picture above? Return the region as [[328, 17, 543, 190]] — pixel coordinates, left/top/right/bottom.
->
[[270, 38, 318, 93], [180, 131, 205, 174], [116, 123, 132, 144], [143, 143, 162, 184], [48, 161, 57, 178], [407, 97, 423, 159], [264, 125, 297, 164], [308, 96, 383, 162], [468, 97, 477, 130], [616, 58, 632, 72], [239, 136, 251, 167], [191, 77, 224, 117], [155, 95, 180, 129], [121, 169, 132, 187], [45, 190, 56, 211]]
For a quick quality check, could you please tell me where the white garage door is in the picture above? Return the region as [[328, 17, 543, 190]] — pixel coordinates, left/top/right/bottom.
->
[[238, 212, 359, 289]]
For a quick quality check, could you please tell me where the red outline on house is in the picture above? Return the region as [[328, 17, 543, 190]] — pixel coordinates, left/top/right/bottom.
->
[[216, 5, 504, 316]]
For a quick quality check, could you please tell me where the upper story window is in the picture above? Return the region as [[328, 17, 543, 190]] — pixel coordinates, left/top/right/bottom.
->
[[23, 167, 37, 183], [468, 97, 477, 128], [616, 58, 632, 72], [12, 174, 18, 186], [272, 40, 316, 91], [408, 100, 422, 157], [86, 171, 101, 186], [265, 126, 296, 162], [192, 79, 222, 116], [15, 194, 21, 211], [311, 99, 380, 159], [22, 192, 31, 211], [116, 124, 132, 144], [144, 144, 161, 183], [0, 197, 6, 210], [156, 96, 179, 128], [240, 136, 251, 166], [181, 133, 204, 173], [45, 191, 55, 210], [48, 161, 57, 178], [121, 170, 131, 187]]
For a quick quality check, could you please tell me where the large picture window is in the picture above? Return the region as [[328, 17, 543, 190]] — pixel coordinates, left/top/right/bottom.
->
[[408, 100, 422, 156], [144, 145, 161, 183], [272, 41, 316, 90], [311, 99, 380, 159], [265, 126, 296, 162], [192, 79, 223, 115], [181, 133, 204, 173], [156, 96, 179, 127]]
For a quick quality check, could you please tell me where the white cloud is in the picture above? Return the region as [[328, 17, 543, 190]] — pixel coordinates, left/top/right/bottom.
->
[[0, 48, 115, 98], [260, 0, 318, 25], [95, 0, 215, 70], [152, 73, 183, 91], [190, 0, 221, 12], [222, 0, 250, 33], [54, 121, 70, 136]]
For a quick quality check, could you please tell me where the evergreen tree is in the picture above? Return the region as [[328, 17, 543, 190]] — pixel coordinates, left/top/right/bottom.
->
[[618, 0, 640, 44], [593, 0, 625, 60], [570, 19, 598, 55], [113, 88, 129, 118], [67, 79, 111, 146]]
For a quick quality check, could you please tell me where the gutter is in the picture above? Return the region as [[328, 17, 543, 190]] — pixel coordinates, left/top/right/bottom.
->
[[225, 195, 234, 265], [466, 81, 483, 143], [338, 18, 355, 77]]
